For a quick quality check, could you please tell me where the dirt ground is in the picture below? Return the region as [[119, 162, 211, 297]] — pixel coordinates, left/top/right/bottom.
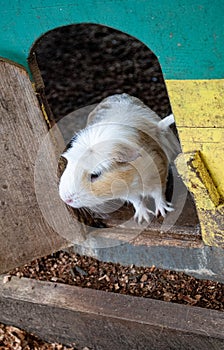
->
[[1, 24, 223, 350]]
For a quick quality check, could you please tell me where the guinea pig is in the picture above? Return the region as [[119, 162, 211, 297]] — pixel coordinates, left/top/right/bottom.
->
[[59, 93, 180, 223]]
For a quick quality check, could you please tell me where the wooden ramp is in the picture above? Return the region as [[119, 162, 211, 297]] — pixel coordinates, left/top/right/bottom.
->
[[0, 60, 71, 273]]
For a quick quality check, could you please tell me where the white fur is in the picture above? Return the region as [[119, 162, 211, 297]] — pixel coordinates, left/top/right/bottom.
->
[[158, 114, 174, 130]]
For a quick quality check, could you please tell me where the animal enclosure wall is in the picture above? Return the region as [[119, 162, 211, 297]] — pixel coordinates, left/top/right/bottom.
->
[[0, 1, 223, 275]]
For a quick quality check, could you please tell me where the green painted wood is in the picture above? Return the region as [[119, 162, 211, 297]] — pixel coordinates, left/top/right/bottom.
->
[[1, 0, 223, 80]]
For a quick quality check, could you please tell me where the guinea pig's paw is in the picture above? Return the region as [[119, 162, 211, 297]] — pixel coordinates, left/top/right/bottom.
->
[[155, 200, 174, 218], [134, 203, 154, 224]]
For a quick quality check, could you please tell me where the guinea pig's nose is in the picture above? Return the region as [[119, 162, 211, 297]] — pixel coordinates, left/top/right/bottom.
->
[[65, 198, 73, 204]]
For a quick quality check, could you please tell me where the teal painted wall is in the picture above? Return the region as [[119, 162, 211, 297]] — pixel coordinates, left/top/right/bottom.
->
[[1, 0, 224, 79]]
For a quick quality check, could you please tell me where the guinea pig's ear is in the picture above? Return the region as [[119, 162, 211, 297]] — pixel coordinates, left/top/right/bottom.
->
[[61, 152, 69, 161], [113, 145, 141, 163]]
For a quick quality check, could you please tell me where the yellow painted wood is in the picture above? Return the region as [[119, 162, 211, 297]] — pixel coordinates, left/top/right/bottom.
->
[[166, 79, 224, 247], [166, 80, 224, 128], [166, 79, 224, 197], [177, 127, 224, 197], [176, 152, 224, 247]]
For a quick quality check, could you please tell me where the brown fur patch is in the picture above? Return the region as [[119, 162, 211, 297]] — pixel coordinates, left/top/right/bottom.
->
[[81, 128, 169, 200], [83, 165, 136, 199], [136, 130, 168, 190]]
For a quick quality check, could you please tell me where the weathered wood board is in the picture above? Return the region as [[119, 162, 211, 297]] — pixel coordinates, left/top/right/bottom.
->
[[166, 79, 224, 247], [0, 276, 224, 350], [0, 60, 72, 273]]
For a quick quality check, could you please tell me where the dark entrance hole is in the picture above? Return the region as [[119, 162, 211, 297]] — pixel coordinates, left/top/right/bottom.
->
[[30, 23, 172, 122]]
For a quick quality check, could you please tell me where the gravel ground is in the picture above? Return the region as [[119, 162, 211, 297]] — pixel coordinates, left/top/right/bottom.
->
[[1, 24, 223, 349], [9, 251, 224, 311], [0, 323, 77, 350]]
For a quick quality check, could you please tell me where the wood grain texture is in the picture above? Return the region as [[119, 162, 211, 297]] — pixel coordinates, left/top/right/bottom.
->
[[0, 276, 224, 349], [0, 60, 71, 273]]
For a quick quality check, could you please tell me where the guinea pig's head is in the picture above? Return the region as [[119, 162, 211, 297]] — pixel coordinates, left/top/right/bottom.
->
[[59, 123, 141, 210]]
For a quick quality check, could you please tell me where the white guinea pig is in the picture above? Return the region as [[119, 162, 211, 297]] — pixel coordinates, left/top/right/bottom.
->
[[59, 93, 180, 223]]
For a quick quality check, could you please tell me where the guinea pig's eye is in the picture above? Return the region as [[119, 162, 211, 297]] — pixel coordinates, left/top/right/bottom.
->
[[90, 171, 102, 183]]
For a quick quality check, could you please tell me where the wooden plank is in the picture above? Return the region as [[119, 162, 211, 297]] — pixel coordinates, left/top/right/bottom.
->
[[0, 276, 224, 349], [0, 60, 75, 273], [166, 78, 224, 247], [166, 79, 224, 196], [176, 152, 224, 248]]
